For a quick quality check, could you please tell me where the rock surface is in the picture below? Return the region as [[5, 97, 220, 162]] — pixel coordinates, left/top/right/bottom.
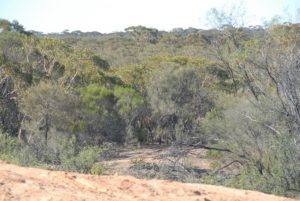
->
[[0, 161, 296, 201]]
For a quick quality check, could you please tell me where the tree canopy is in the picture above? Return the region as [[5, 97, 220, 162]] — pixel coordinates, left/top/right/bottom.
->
[[0, 18, 300, 198]]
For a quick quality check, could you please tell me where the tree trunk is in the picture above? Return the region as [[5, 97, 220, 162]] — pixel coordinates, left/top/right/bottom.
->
[[44, 114, 49, 146]]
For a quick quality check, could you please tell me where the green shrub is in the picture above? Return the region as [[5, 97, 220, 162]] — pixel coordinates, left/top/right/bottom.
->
[[90, 163, 105, 175], [0, 134, 19, 163], [0, 133, 40, 166], [0, 132, 102, 174], [201, 95, 300, 198], [61, 143, 102, 173]]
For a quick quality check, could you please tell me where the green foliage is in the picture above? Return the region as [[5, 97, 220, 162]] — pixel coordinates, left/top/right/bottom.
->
[[113, 86, 144, 114], [0, 81, 21, 136], [146, 64, 214, 143], [1, 18, 300, 198], [206, 150, 224, 159], [92, 55, 110, 70], [111, 64, 151, 92], [0, 133, 19, 161], [202, 94, 300, 197], [224, 159, 296, 196], [0, 19, 11, 31], [90, 163, 105, 175], [65, 119, 87, 133], [61, 144, 102, 173], [0, 19, 30, 35], [0, 133, 40, 166], [80, 84, 113, 114], [22, 82, 79, 144], [0, 131, 102, 173], [125, 25, 159, 44]]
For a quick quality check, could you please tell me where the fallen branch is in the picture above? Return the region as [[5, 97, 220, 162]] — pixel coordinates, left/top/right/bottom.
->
[[189, 142, 233, 153], [212, 160, 243, 175]]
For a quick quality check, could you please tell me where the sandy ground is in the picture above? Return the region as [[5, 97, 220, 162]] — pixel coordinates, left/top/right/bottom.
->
[[0, 161, 296, 201], [102, 146, 212, 175]]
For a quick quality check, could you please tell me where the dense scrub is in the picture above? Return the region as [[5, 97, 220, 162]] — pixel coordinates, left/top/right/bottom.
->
[[0, 19, 300, 198]]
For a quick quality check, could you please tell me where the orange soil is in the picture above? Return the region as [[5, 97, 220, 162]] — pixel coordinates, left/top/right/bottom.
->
[[0, 161, 296, 201]]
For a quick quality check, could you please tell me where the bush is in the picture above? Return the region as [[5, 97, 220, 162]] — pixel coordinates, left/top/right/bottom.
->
[[60, 140, 102, 173], [0, 132, 103, 174], [90, 163, 105, 175], [0, 133, 40, 166], [201, 95, 300, 198], [146, 64, 214, 143]]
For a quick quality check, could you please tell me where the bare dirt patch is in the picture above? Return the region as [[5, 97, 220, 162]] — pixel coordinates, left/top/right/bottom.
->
[[101, 145, 212, 177], [0, 160, 296, 201]]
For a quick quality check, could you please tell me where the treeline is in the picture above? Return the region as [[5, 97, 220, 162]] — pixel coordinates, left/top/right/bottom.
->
[[0, 18, 300, 197]]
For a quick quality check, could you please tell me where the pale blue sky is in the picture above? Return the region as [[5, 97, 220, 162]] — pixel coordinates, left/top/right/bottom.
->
[[0, 0, 299, 33]]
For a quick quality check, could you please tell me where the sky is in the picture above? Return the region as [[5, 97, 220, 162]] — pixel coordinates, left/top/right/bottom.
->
[[0, 0, 300, 33]]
